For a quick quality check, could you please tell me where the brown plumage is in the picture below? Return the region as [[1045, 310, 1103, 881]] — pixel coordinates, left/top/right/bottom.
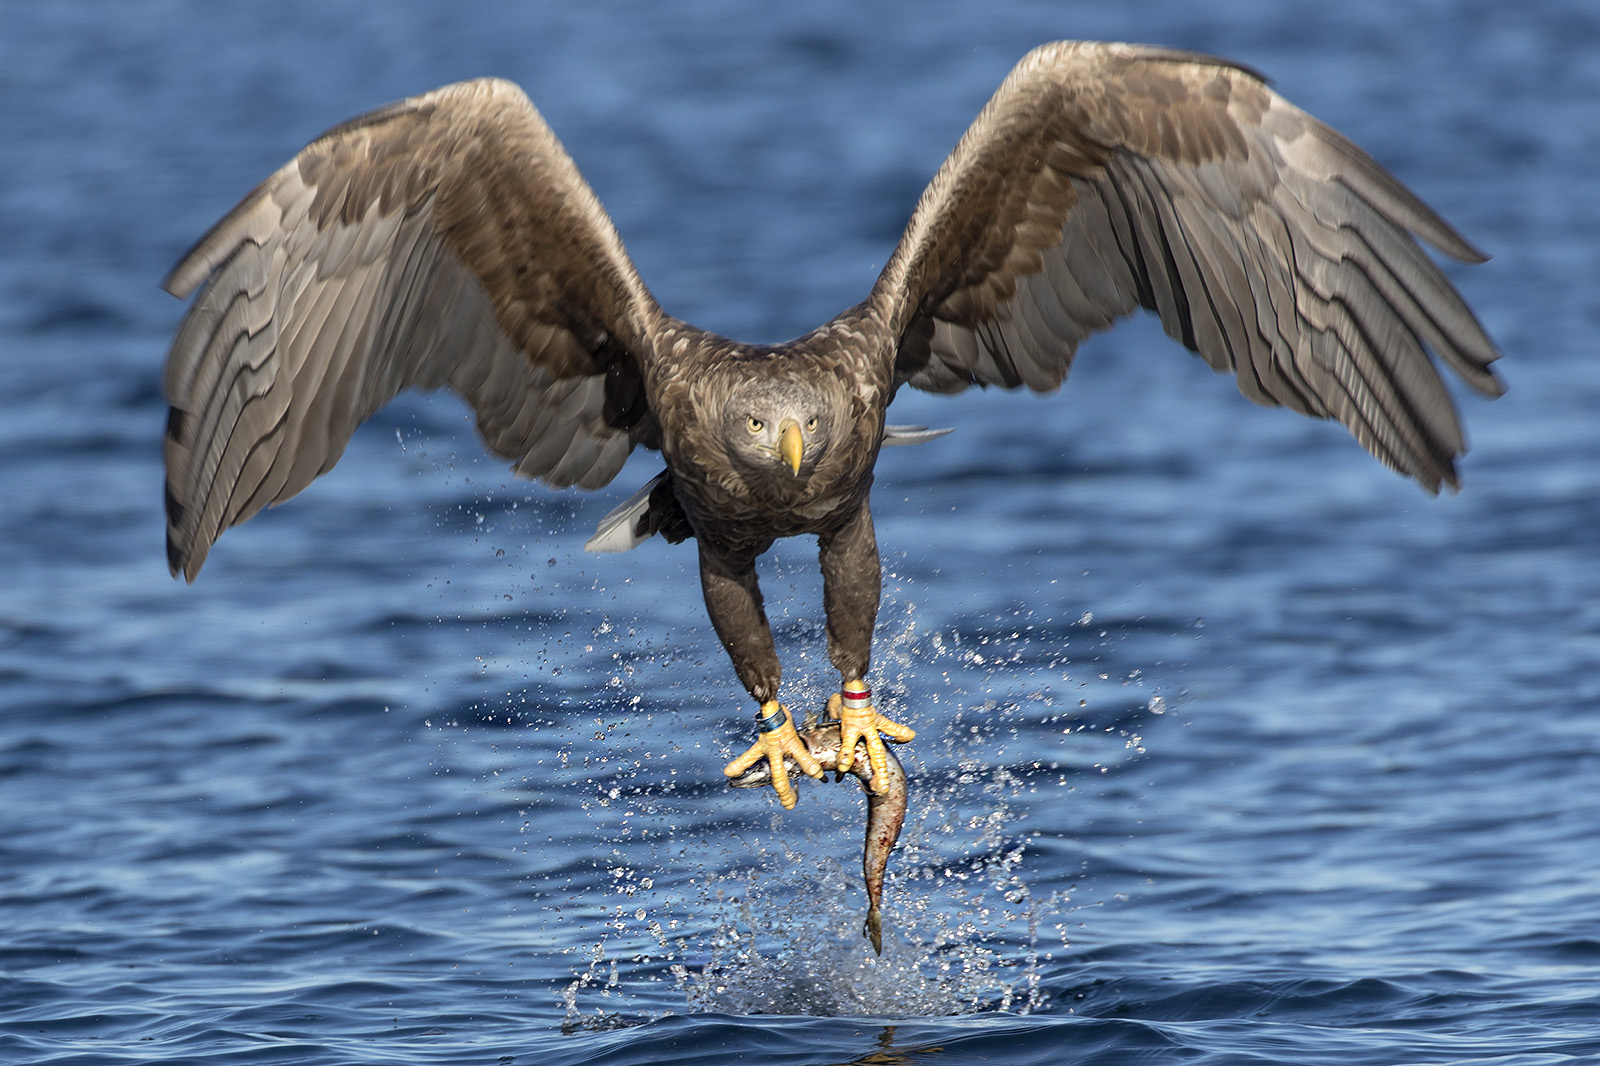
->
[[162, 42, 1500, 807]]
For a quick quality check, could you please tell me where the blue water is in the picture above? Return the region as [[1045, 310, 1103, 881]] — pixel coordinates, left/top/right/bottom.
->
[[4, 1, 1598, 1063]]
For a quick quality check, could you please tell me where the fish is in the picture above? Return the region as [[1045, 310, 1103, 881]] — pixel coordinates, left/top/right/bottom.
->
[[726, 720, 907, 954]]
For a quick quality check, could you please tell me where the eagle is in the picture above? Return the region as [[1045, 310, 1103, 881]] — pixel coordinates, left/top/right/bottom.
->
[[162, 42, 1500, 809]]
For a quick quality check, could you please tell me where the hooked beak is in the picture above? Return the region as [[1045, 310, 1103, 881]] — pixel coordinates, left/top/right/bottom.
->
[[779, 419, 804, 475]]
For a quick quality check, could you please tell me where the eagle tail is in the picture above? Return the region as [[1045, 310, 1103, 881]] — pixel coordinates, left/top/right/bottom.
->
[[584, 471, 668, 553]]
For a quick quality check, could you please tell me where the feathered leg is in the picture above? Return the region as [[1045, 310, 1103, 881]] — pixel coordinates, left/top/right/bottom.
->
[[703, 542, 821, 807], [819, 503, 914, 793]]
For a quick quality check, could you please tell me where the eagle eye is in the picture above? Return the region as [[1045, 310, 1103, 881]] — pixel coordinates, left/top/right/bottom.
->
[[805, 416, 819, 432], [746, 416, 764, 434]]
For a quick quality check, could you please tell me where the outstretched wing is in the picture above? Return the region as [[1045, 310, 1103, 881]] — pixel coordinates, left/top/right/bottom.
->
[[163, 78, 663, 579], [876, 42, 1501, 492]]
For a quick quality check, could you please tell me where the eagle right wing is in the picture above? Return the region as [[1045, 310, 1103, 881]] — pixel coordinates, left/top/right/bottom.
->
[[163, 78, 663, 579]]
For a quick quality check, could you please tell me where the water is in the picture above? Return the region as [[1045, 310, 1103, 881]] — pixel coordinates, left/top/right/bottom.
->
[[4, 1, 1599, 1062]]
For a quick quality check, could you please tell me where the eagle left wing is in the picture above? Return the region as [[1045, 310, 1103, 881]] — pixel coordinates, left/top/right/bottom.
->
[[873, 42, 1501, 492]]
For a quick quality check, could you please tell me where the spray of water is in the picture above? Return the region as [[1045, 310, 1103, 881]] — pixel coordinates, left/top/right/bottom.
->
[[548, 603, 1110, 1027], [460, 545, 1167, 1029]]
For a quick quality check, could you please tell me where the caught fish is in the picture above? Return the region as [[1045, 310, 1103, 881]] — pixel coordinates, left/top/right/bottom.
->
[[726, 721, 907, 954]]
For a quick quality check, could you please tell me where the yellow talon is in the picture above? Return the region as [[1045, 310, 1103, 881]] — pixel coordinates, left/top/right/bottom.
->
[[828, 682, 914, 795], [723, 700, 823, 809]]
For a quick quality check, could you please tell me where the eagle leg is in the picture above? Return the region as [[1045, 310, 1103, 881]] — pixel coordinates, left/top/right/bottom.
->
[[829, 681, 915, 795], [723, 700, 823, 809]]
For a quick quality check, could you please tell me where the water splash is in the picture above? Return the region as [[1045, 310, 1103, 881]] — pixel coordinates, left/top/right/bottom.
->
[[670, 809, 1055, 1017], [540, 562, 1167, 1027], [549, 624, 1081, 1025], [556, 791, 1055, 1026]]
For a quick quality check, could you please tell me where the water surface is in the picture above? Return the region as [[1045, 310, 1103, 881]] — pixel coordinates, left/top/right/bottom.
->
[[3, 2, 1599, 1063]]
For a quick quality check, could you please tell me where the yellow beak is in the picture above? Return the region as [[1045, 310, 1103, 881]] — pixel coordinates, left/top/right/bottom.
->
[[779, 420, 804, 475]]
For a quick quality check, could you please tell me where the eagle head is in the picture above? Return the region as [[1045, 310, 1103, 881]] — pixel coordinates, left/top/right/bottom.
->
[[720, 378, 836, 479]]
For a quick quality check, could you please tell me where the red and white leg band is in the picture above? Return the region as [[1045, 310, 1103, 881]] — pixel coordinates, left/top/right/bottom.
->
[[842, 682, 872, 710]]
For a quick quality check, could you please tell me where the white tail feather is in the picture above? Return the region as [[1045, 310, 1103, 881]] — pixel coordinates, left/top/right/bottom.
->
[[583, 472, 666, 553]]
